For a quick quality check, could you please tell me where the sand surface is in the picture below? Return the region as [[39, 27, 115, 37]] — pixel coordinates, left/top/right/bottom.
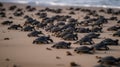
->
[[0, 2, 120, 67]]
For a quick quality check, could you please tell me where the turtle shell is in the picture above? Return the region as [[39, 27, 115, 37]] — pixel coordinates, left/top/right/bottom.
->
[[100, 56, 117, 63], [75, 46, 91, 52]]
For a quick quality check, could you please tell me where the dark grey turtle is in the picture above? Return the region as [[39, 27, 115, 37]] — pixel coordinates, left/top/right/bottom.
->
[[100, 38, 119, 45], [75, 7, 81, 11], [70, 62, 80, 67], [85, 32, 100, 39], [55, 15, 67, 21], [0, 8, 5, 12], [55, 21, 65, 26], [24, 15, 30, 19], [91, 42, 109, 50], [1, 20, 13, 25], [50, 27, 61, 33], [14, 11, 24, 16], [75, 27, 91, 33], [67, 18, 77, 23], [33, 36, 53, 44], [108, 16, 117, 21], [56, 30, 73, 38], [36, 22, 47, 29], [24, 17, 35, 25], [74, 36, 94, 45], [99, 9, 105, 13], [84, 15, 90, 19], [39, 12, 47, 18], [94, 64, 106, 67], [78, 19, 90, 26], [8, 24, 22, 30], [107, 25, 120, 31], [62, 33, 78, 40], [106, 8, 113, 14], [74, 46, 94, 54], [61, 24, 74, 30], [67, 7, 74, 10], [63, 27, 75, 33], [27, 30, 44, 37], [45, 24, 55, 31], [53, 8, 62, 13], [52, 41, 71, 49], [9, 16, 13, 19], [91, 26, 103, 32], [0, 12, 6, 17], [69, 11, 75, 14], [26, 5, 31, 9], [113, 30, 120, 37], [0, 2, 3, 7], [9, 5, 17, 10], [92, 16, 108, 27], [27, 7, 36, 12], [31, 20, 40, 25], [98, 56, 120, 65], [117, 20, 120, 23], [21, 25, 35, 31], [16, 8, 22, 11], [87, 10, 98, 16]]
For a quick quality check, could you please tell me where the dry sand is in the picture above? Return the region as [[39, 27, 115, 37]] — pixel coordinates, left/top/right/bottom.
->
[[0, 2, 120, 67]]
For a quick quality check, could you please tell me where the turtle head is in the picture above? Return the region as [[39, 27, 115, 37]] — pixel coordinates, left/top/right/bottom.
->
[[113, 33, 117, 36], [97, 33, 100, 36], [47, 35, 50, 38], [18, 24, 23, 28], [68, 42, 71, 46], [74, 33, 78, 37], [115, 39, 119, 45], [96, 56, 102, 63], [90, 47, 96, 53]]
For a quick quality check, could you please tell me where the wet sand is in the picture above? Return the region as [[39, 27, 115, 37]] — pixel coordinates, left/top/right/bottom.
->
[[0, 2, 120, 67]]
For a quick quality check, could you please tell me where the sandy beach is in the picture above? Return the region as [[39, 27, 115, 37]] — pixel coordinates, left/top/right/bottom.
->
[[0, 2, 120, 67]]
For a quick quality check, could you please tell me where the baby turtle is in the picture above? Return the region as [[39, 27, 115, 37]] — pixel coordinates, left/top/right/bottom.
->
[[0, 2, 3, 7], [56, 30, 73, 38], [75, 27, 91, 33], [52, 41, 71, 49], [91, 26, 103, 32], [0, 12, 6, 17], [94, 64, 107, 67], [50, 26, 61, 33], [4, 38, 10, 40], [69, 11, 75, 15], [21, 25, 35, 31], [8, 24, 22, 30], [9, 5, 17, 10], [117, 20, 120, 23], [113, 30, 120, 37], [70, 62, 80, 67], [107, 25, 120, 31], [85, 32, 100, 39], [74, 46, 95, 54], [27, 30, 44, 37], [91, 42, 109, 50], [101, 38, 119, 45], [74, 36, 94, 45], [1, 20, 13, 25], [33, 36, 53, 44], [98, 56, 120, 65], [62, 33, 78, 41], [14, 11, 24, 16]]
